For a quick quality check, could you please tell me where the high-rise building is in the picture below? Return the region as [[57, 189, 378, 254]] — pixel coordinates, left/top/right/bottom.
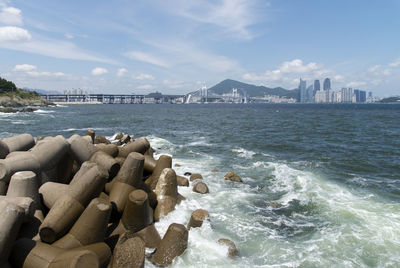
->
[[341, 87, 354, 103], [354, 89, 360, 102], [298, 78, 307, 102], [360, 90, 366, 102], [323, 78, 331, 90], [306, 85, 314, 102], [314, 80, 321, 91]]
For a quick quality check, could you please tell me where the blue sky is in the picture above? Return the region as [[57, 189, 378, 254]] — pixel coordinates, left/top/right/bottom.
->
[[0, 0, 399, 96]]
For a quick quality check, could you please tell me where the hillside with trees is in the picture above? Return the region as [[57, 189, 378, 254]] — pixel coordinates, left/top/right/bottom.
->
[[0, 77, 52, 107], [207, 79, 298, 99], [0, 77, 17, 92]]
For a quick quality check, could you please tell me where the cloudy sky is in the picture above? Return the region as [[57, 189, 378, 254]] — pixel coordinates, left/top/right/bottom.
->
[[0, 0, 399, 96]]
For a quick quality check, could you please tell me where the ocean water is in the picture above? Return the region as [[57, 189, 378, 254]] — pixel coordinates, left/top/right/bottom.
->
[[1, 103, 400, 267]]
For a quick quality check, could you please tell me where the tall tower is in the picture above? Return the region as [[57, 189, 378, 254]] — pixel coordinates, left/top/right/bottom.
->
[[323, 78, 331, 90], [314, 80, 320, 91], [298, 78, 307, 103]]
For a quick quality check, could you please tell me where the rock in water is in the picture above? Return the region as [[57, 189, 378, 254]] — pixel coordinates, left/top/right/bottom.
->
[[189, 173, 203, 181], [218, 238, 239, 257], [192, 180, 209, 194], [187, 209, 209, 230], [224, 171, 243, 182]]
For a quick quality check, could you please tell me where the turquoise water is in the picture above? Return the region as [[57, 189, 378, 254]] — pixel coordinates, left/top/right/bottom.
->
[[1, 103, 400, 267]]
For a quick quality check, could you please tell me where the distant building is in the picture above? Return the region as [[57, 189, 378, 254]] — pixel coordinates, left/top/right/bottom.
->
[[360, 90, 366, 102], [314, 80, 321, 91], [354, 89, 360, 102], [341, 87, 353, 103], [323, 78, 331, 90], [306, 85, 314, 102], [298, 78, 307, 102]]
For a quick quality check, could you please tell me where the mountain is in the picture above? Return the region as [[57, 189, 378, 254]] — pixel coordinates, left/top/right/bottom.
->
[[207, 79, 298, 98], [23, 88, 62, 95]]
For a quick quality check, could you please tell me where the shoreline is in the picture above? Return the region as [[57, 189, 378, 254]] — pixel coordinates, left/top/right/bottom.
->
[[53, 101, 103, 105]]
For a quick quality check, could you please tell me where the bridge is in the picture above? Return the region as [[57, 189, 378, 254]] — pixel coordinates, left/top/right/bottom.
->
[[40, 94, 185, 104]]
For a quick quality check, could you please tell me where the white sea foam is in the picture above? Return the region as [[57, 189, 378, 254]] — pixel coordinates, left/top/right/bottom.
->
[[34, 109, 53, 113], [232, 147, 256, 159], [143, 136, 400, 267]]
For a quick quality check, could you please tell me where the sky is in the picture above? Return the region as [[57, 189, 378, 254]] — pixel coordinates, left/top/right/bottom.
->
[[0, 0, 399, 96]]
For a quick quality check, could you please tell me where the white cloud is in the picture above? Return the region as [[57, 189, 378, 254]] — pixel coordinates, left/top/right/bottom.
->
[[243, 59, 330, 86], [0, 6, 23, 25], [91, 67, 108, 76], [124, 51, 169, 68], [279, 59, 321, 74], [10, 64, 66, 78], [25, 71, 65, 77], [389, 58, 400, 68], [13, 64, 36, 72], [368, 65, 381, 73], [242, 59, 339, 88], [174, 0, 265, 39], [116, 68, 127, 77], [136, 84, 155, 90], [162, 79, 187, 89], [65, 33, 74, 39], [346, 81, 366, 88], [0, 26, 31, 42], [133, 73, 154, 80], [0, 37, 118, 64]]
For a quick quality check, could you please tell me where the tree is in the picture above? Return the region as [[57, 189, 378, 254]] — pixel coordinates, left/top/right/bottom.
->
[[0, 77, 17, 92]]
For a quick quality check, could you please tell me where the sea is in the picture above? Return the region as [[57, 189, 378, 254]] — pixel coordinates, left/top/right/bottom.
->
[[1, 103, 400, 267]]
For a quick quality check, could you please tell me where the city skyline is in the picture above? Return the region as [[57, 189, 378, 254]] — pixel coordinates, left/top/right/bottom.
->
[[0, 1, 400, 96]]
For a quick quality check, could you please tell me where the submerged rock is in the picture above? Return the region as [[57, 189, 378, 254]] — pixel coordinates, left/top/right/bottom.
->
[[189, 173, 203, 181], [224, 171, 243, 182], [218, 238, 239, 258], [192, 180, 209, 194]]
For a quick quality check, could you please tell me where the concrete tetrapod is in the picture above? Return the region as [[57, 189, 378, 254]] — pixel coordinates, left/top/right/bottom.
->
[[0, 135, 69, 184], [0, 196, 34, 221], [7, 171, 40, 209], [53, 198, 111, 249], [39, 163, 108, 243], [110, 236, 145, 268], [39, 182, 69, 209], [95, 143, 118, 157], [144, 155, 172, 190], [0, 200, 25, 265], [187, 209, 209, 230], [117, 137, 150, 158], [85, 129, 95, 144], [143, 154, 157, 173], [0, 133, 35, 159], [68, 135, 120, 179], [153, 168, 178, 221], [108, 190, 161, 249], [150, 223, 188, 266], [109, 152, 145, 214], [9, 238, 103, 268], [7, 171, 44, 239], [118, 224, 161, 249]]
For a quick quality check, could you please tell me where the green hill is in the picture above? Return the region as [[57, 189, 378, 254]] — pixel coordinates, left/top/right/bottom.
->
[[207, 79, 298, 98]]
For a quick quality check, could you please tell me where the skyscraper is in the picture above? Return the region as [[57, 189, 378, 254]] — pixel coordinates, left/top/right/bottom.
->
[[323, 78, 331, 90], [298, 78, 307, 103], [314, 80, 321, 91]]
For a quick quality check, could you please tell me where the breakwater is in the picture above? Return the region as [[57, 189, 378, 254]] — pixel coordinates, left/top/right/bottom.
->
[[0, 131, 240, 267]]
